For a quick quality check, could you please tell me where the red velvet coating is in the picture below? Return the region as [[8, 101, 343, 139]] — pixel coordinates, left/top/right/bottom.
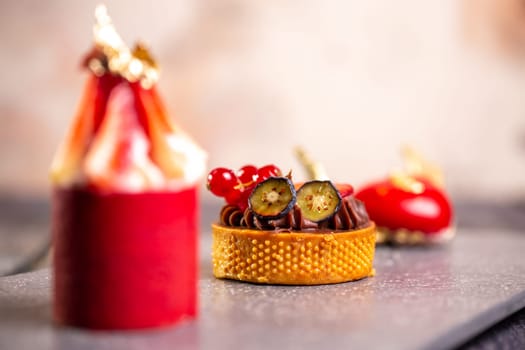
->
[[52, 186, 198, 329], [355, 178, 452, 234]]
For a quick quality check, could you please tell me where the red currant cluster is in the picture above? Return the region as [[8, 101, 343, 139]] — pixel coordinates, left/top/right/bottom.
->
[[207, 164, 282, 210]]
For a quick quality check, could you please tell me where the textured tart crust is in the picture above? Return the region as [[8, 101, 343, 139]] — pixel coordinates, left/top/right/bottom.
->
[[212, 223, 376, 285]]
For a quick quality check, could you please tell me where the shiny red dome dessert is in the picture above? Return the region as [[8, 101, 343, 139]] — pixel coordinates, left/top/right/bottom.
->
[[355, 148, 454, 245], [356, 175, 453, 244]]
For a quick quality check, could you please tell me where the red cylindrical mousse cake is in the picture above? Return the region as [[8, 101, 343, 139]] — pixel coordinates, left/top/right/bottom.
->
[[53, 187, 198, 329], [50, 6, 206, 329]]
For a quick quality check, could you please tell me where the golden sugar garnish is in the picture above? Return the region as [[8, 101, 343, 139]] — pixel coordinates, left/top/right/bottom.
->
[[390, 170, 425, 194], [294, 146, 329, 180], [91, 4, 159, 89], [87, 58, 106, 77], [401, 145, 444, 188]]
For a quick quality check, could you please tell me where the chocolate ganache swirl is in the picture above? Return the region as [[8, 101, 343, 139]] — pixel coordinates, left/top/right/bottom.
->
[[219, 196, 370, 232]]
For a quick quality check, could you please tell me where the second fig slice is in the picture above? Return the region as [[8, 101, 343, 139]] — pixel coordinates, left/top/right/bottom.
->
[[296, 180, 342, 222]]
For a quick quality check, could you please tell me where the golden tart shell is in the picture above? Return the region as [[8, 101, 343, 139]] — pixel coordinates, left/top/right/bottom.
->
[[212, 223, 376, 285]]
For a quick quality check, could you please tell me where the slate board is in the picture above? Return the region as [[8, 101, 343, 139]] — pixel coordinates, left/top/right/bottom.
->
[[0, 228, 524, 350]]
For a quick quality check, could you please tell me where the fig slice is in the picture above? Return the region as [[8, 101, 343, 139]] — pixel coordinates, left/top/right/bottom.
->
[[248, 177, 296, 219], [297, 180, 342, 222]]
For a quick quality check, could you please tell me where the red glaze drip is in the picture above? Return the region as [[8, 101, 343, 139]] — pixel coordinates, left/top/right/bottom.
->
[[131, 83, 168, 139], [52, 186, 198, 329], [355, 178, 452, 235], [92, 74, 124, 133]]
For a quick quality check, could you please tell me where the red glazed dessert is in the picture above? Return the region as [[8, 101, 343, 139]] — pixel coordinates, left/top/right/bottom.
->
[[355, 148, 454, 245], [50, 6, 206, 329]]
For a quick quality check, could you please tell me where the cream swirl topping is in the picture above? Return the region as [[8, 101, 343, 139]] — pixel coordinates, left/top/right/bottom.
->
[[220, 196, 370, 232]]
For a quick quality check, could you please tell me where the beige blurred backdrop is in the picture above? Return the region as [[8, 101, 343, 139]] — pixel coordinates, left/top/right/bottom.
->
[[1, 0, 524, 203]]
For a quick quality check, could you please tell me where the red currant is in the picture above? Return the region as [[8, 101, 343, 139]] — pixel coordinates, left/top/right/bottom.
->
[[237, 165, 259, 186], [238, 191, 252, 211], [225, 187, 242, 205], [257, 164, 282, 181], [207, 167, 240, 197]]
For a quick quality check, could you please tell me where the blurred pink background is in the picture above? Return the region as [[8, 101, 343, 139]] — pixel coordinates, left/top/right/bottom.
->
[[1, 0, 525, 203]]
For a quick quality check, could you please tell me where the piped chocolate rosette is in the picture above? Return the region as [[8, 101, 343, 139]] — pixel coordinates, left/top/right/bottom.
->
[[355, 147, 454, 245], [50, 6, 206, 329], [208, 163, 376, 285]]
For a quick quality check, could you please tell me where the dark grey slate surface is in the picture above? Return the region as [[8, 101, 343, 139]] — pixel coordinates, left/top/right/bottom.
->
[[457, 306, 525, 350], [0, 228, 524, 350]]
